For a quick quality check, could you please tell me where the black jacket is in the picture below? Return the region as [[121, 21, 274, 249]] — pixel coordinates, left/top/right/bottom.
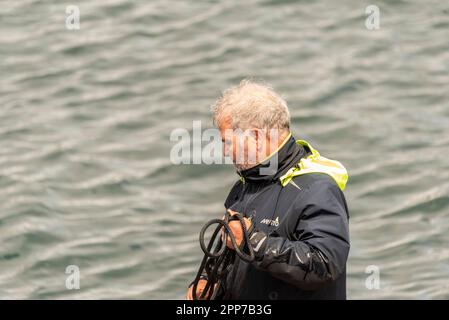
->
[[222, 135, 350, 300]]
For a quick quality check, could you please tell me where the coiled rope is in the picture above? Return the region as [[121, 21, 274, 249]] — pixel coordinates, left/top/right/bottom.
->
[[191, 211, 255, 300]]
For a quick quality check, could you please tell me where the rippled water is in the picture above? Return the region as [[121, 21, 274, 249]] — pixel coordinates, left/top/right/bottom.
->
[[1, 0, 448, 299]]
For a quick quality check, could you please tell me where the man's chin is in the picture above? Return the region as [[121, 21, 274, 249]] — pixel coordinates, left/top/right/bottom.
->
[[234, 162, 257, 172]]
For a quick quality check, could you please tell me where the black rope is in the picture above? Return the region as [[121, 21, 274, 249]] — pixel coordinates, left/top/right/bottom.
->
[[191, 211, 255, 300]]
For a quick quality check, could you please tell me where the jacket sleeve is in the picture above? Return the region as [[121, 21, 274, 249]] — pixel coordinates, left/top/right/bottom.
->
[[248, 180, 350, 290]]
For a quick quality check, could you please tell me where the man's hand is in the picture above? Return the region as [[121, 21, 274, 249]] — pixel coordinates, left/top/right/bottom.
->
[[186, 279, 214, 300], [223, 209, 252, 249]]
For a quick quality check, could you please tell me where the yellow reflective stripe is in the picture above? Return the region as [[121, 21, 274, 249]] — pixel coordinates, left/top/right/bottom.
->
[[279, 140, 348, 191], [296, 139, 320, 158]]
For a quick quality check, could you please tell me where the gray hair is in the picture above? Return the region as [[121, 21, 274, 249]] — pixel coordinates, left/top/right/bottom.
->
[[211, 79, 291, 132]]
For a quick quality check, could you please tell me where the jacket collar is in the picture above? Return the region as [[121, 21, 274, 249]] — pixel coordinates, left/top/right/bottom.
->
[[237, 133, 309, 184]]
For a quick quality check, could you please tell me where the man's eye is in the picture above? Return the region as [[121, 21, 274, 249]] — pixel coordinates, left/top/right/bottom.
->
[[222, 140, 232, 149]]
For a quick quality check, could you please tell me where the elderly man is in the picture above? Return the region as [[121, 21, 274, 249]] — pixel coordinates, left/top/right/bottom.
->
[[187, 80, 350, 300]]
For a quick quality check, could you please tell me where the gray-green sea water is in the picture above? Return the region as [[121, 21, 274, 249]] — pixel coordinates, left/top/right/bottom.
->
[[1, 0, 448, 299]]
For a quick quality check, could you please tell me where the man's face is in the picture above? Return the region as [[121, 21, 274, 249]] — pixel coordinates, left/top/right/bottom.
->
[[219, 119, 262, 171]]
